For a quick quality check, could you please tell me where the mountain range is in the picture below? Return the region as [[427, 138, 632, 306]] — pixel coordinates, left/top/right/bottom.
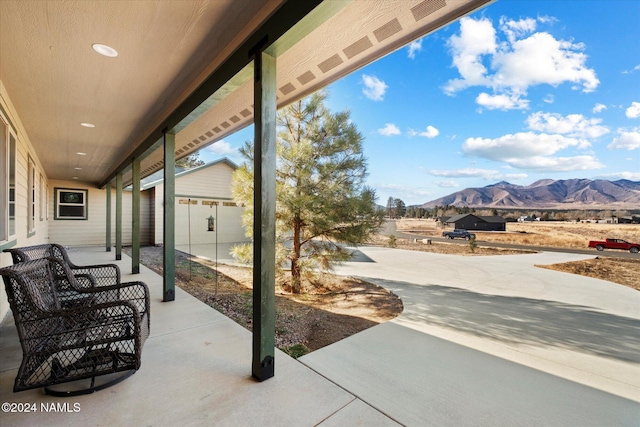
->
[[420, 179, 640, 209]]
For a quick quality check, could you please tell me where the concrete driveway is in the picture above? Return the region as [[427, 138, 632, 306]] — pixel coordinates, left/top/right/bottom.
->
[[300, 246, 640, 426]]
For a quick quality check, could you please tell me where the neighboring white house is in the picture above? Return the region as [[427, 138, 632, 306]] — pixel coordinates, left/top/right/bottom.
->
[[142, 158, 247, 247]]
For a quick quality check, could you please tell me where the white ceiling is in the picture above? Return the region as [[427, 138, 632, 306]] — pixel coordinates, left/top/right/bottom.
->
[[0, 0, 491, 187]]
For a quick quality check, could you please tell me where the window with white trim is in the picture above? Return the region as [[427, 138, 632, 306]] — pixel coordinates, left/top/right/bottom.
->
[[1, 115, 17, 242], [39, 173, 44, 221], [28, 157, 36, 233], [55, 188, 88, 220]]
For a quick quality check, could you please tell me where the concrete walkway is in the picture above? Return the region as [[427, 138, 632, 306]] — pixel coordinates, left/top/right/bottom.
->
[[0, 248, 397, 427], [300, 246, 640, 426], [5, 245, 637, 426]]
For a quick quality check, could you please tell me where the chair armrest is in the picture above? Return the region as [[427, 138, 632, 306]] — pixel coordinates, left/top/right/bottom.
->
[[69, 281, 150, 328], [70, 264, 121, 286]]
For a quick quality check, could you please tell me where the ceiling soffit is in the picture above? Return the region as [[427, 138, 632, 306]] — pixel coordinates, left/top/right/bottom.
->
[[128, 0, 492, 187]]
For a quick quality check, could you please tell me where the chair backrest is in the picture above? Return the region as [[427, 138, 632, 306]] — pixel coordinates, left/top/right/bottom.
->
[[4, 244, 52, 263], [0, 259, 62, 319], [3, 243, 72, 265]]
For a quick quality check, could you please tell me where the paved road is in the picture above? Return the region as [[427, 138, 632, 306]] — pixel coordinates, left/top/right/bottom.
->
[[380, 220, 640, 259], [300, 245, 640, 426]]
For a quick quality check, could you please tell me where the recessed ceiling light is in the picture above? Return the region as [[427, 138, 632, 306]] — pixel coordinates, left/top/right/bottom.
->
[[92, 43, 118, 57], [73, 177, 79, 180], [80, 122, 95, 128], [74, 167, 82, 170], [76, 152, 87, 156]]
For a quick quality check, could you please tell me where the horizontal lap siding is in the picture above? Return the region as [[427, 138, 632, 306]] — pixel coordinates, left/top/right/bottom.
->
[[1, 82, 49, 319], [152, 162, 247, 245], [48, 180, 141, 247]]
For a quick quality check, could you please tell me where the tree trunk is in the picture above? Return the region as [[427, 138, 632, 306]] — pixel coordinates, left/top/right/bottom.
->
[[291, 216, 302, 293]]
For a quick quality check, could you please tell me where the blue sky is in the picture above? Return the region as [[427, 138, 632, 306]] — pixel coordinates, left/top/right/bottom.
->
[[202, 0, 640, 206]]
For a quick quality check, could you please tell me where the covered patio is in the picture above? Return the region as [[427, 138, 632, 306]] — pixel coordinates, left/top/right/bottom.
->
[[1, 0, 492, 383], [0, 247, 398, 426]]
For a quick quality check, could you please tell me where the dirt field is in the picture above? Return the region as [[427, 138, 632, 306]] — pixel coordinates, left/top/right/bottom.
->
[[537, 257, 640, 291], [395, 219, 639, 290], [368, 233, 534, 256], [396, 218, 640, 249]]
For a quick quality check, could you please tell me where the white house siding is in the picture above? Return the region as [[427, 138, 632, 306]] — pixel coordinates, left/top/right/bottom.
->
[[48, 181, 152, 247], [1, 81, 49, 320], [151, 161, 247, 246]]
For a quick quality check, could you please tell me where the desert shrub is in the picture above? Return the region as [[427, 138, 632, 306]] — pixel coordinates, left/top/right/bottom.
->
[[283, 343, 309, 359], [469, 236, 477, 253]]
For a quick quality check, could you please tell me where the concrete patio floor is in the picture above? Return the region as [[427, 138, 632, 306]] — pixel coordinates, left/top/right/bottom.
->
[[0, 247, 397, 427], [1, 245, 639, 426]]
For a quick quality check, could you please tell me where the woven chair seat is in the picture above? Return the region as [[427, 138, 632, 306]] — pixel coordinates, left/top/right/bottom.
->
[[1, 257, 149, 394]]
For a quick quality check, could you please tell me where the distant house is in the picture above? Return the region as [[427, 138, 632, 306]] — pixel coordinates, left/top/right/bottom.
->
[[441, 214, 506, 231], [617, 216, 640, 224], [142, 158, 248, 246]]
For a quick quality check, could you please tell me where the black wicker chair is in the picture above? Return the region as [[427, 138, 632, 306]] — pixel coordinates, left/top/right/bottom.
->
[[4, 243, 121, 287], [0, 258, 150, 396]]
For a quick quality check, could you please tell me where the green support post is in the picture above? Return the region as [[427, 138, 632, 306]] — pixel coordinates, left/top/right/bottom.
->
[[116, 173, 123, 261], [163, 132, 176, 301], [132, 158, 140, 274], [106, 181, 112, 252], [252, 49, 276, 381]]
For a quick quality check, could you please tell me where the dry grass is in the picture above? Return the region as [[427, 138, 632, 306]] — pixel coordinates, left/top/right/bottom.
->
[[396, 218, 640, 249], [368, 234, 533, 256], [538, 258, 640, 291]]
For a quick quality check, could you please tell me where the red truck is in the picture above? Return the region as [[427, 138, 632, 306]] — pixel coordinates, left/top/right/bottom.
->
[[588, 238, 640, 253]]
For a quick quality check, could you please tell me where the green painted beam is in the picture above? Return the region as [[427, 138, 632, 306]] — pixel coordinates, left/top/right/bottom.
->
[[106, 181, 112, 252], [252, 50, 276, 382], [132, 158, 141, 274], [163, 132, 176, 302], [115, 173, 123, 261]]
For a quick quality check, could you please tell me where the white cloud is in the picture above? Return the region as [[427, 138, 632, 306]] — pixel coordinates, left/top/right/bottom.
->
[[444, 17, 496, 94], [476, 92, 529, 110], [461, 132, 604, 172], [377, 183, 432, 202], [506, 155, 604, 171], [598, 171, 640, 180], [502, 173, 529, 180], [206, 140, 238, 156], [462, 132, 590, 160], [378, 123, 401, 136], [433, 180, 459, 188], [362, 74, 388, 101], [419, 126, 439, 138], [537, 15, 559, 25], [543, 94, 554, 104], [491, 32, 599, 92], [429, 168, 528, 181], [625, 101, 640, 119], [407, 39, 422, 59], [499, 17, 537, 43], [526, 112, 609, 138], [593, 103, 607, 113], [622, 64, 640, 74], [444, 16, 599, 110], [408, 126, 439, 138], [429, 168, 500, 179], [608, 129, 640, 150]]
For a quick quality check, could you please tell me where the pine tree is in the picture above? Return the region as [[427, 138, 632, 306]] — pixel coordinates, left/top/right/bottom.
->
[[394, 198, 406, 218], [232, 91, 383, 293], [386, 197, 396, 218], [176, 153, 205, 170]]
